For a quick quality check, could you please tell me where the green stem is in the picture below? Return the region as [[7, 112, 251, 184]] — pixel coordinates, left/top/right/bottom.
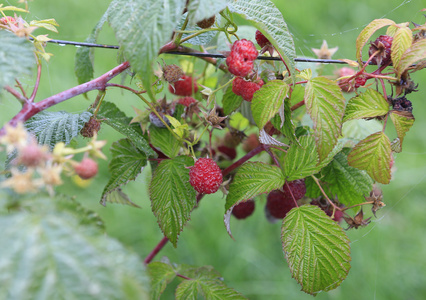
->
[[174, 16, 189, 45]]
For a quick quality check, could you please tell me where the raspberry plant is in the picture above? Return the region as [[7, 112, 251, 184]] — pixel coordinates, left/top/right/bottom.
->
[[1, 1, 426, 299]]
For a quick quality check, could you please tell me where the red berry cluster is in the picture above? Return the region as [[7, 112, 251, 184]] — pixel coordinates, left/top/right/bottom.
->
[[232, 77, 265, 102], [255, 30, 271, 48], [177, 96, 197, 107], [226, 39, 258, 77], [232, 200, 255, 219], [169, 75, 198, 96], [0, 16, 16, 25], [266, 180, 306, 219], [189, 158, 223, 194], [368, 35, 393, 66]]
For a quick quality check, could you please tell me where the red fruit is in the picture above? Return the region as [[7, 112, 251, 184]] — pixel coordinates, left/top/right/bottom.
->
[[232, 77, 264, 102], [354, 76, 367, 88], [266, 190, 297, 219], [368, 35, 393, 66], [74, 158, 98, 180], [242, 133, 260, 153], [0, 16, 16, 25], [226, 39, 258, 77], [169, 75, 198, 96], [177, 96, 197, 107], [283, 179, 306, 201], [232, 200, 255, 219], [255, 30, 271, 48], [189, 158, 223, 194], [17, 144, 47, 167], [217, 145, 237, 160]]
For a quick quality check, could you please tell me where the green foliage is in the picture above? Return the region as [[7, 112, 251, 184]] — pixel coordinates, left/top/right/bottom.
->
[[343, 88, 390, 122], [74, 12, 108, 85], [395, 38, 426, 79], [100, 138, 146, 207], [348, 132, 392, 184], [107, 0, 186, 100], [251, 80, 289, 130], [306, 150, 374, 206], [149, 125, 181, 158], [149, 156, 196, 247], [0, 31, 34, 93], [303, 75, 346, 161], [222, 83, 243, 115], [147, 262, 177, 300], [186, 0, 228, 24], [97, 101, 155, 157], [25, 110, 91, 149], [225, 162, 285, 212], [390, 110, 414, 147], [0, 195, 150, 299], [282, 205, 351, 295], [390, 25, 412, 68], [229, 0, 296, 80], [271, 98, 297, 143]]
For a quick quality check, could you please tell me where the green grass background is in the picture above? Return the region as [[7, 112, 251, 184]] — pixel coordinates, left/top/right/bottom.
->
[[1, 0, 426, 299]]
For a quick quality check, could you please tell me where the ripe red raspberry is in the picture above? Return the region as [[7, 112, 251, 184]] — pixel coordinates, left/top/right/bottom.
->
[[255, 30, 271, 48], [226, 39, 258, 77], [232, 200, 255, 219], [311, 200, 344, 222], [169, 75, 198, 96], [354, 76, 367, 88], [162, 64, 184, 84], [177, 96, 197, 107], [217, 145, 237, 160], [0, 16, 16, 25], [196, 16, 215, 29], [232, 77, 264, 102], [189, 158, 223, 194], [336, 68, 356, 93], [74, 158, 98, 180], [283, 179, 306, 201], [266, 190, 297, 219], [368, 35, 393, 66]]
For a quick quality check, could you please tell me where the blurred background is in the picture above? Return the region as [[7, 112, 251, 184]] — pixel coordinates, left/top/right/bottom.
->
[[1, 0, 426, 299]]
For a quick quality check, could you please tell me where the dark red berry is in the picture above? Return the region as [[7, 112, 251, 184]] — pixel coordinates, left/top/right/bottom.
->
[[242, 133, 260, 153], [368, 35, 393, 66], [255, 30, 271, 48], [336, 67, 356, 93], [266, 190, 297, 219], [226, 39, 258, 77], [232, 200, 255, 219], [283, 179, 306, 201], [354, 76, 367, 88], [189, 158, 223, 194], [232, 77, 264, 102], [169, 75, 198, 96], [196, 16, 215, 29], [217, 145, 237, 160], [74, 158, 98, 180]]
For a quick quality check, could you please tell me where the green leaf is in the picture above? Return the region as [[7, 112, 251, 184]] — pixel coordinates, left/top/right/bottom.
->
[[25, 111, 92, 149], [390, 110, 414, 147], [223, 84, 243, 115], [225, 162, 285, 212], [186, 0, 228, 24], [307, 151, 374, 206], [107, 0, 186, 100], [100, 138, 147, 207], [149, 125, 181, 158], [149, 156, 197, 247], [0, 197, 150, 299], [271, 98, 297, 143], [343, 88, 390, 122], [75, 11, 108, 85], [391, 25, 413, 69], [347, 132, 392, 184], [0, 31, 34, 93], [355, 18, 396, 64], [251, 80, 289, 130], [147, 262, 177, 300], [283, 135, 319, 181], [282, 205, 351, 295], [29, 19, 59, 33], [229, 0, 296, 81], [178, 13, 219, 45], [395, 39, 426, 79], [304, 76, 345, 161], [97, 101, 156, 157]]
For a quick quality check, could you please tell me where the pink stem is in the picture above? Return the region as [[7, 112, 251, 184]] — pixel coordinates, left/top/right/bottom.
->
[[4, 85, 27, 104], [29, 63, 42, 103]]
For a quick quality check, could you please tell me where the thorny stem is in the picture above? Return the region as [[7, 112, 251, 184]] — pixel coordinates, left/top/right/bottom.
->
[[177, 274, 192, 280], [311, 175, 339, 211], [143, 144, 266, 264], [29, 63, 42, 103], [105, 83, 146, 94], [0, 61, 131, 136], [291, 100, 305, 111]]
